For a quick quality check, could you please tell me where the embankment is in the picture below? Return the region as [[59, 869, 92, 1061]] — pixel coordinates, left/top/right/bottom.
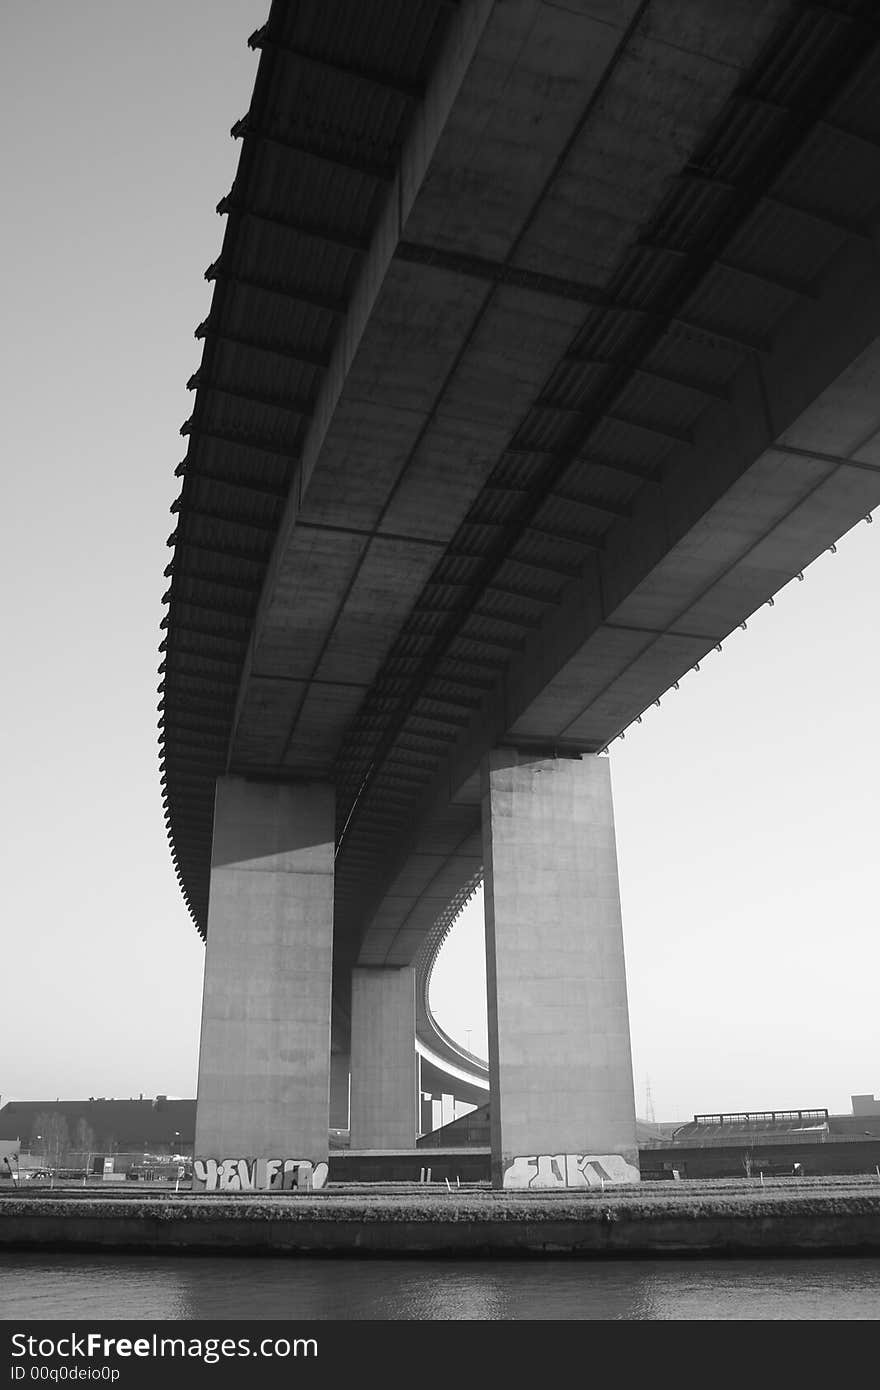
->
[[2, 1180, 879, 1256]]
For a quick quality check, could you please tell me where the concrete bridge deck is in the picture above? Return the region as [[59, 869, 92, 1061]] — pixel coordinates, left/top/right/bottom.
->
[[159, 0, 880, 1179]]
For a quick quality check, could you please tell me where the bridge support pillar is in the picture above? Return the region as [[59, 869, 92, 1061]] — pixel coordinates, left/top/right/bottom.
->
[[349, 967, 418, 1149], [194, 776, 335, 1172], [329, 1052, 350, 1131], [482, 749, 639, 1189]]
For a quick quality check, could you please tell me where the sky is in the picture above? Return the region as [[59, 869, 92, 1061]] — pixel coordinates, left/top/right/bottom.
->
[[2, 3, 878, 1125]]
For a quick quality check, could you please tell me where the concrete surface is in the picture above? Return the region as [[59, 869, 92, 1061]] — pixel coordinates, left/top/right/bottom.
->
[[482, 750, 638, 1185], [349, 967, 418, 1149], [4, 1182, 879, 1256], [166, 2, 880, 1097], [194, 777, 335, 1161], [329, 1052, 351, 1131]]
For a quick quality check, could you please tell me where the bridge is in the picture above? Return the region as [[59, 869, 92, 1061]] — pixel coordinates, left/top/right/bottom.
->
[[159, 0, 880, 1188]]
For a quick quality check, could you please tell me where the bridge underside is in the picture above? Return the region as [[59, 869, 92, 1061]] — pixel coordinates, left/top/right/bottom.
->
[[161, 1, 880, 1182]]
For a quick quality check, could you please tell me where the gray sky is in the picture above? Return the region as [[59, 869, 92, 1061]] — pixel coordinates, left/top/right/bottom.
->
[[3, 3, 877, 1123]]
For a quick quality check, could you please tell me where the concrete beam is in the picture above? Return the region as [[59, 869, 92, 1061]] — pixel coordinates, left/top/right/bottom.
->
[[228, 0, 787, 778], [355, 226, 880, 971]]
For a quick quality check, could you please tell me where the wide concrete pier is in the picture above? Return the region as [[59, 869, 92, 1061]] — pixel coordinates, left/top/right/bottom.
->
[[194, 777, 335, 1164], [193, 753, 639, 1188], [483, 751, 638, 1186]]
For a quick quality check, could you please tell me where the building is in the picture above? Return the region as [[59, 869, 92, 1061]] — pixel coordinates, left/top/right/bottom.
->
[[0, 1096, 195, 1160], [6, 1091, 877, 1183], [416, 1099, 880, 1182], [637, 1106, 880, 1179]]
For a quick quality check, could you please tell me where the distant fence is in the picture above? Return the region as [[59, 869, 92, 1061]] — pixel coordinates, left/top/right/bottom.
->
[[14, 1151, 191, 1183], [642, 1132, 877, 1150]]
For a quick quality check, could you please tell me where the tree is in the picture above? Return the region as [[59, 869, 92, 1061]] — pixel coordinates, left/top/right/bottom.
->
[[73, 1118, 96, 1159], [32, 1112, 71, 1168]]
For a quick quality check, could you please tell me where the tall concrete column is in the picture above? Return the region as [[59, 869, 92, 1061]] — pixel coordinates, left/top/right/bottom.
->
[[349, 967, 417, 1149], [482, 749, 638, 1189], [195, 776, 335, 1163]]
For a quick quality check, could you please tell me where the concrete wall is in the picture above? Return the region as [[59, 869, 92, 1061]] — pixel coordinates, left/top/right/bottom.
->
[[329, 1053, 351, 1130], [349, 967, 418, 1149], [640, 1140, 880, 1181], [195, 777, 335, 1162], [418, 1102, 491, 1150], [4, 1190, 880, 1255], [482, 750, 638, 1186], [852, 1095, 880, 1117]]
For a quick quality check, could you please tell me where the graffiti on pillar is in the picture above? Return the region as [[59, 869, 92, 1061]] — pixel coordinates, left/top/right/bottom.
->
[[192, 1158, 329, 1192], [502, 1152, 640, 1189]]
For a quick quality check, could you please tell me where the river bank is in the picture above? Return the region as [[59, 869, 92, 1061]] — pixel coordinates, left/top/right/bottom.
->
[[2, 1178, 879, 1256]]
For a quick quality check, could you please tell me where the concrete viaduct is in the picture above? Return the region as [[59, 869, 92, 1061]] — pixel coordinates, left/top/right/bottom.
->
[[159, 0, 880, 1188]]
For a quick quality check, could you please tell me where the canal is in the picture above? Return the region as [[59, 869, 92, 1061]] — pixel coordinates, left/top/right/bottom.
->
[[2, 1251, 878, 1320]]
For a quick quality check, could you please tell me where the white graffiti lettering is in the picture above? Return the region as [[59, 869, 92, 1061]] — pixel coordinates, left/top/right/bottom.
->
[[502, 1152, 640, 1189], [192, 1158, 329, 1192]]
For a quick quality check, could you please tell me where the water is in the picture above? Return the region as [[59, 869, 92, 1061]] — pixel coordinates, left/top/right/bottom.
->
[[2, 1253, 878, 1320]]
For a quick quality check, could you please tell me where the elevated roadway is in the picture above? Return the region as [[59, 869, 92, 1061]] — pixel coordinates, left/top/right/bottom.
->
[[159, 0, 880, 1167]]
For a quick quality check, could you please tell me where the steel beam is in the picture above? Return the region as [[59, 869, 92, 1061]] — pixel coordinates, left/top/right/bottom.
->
[[186, 375, 315, 419], [217, 194, 370, 254], [194, 320, 331, 370], [247, 28, 424, 103], [179, 421, 299, 462], [205, 261, 348, 315], [232, 117, 396, 183]]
